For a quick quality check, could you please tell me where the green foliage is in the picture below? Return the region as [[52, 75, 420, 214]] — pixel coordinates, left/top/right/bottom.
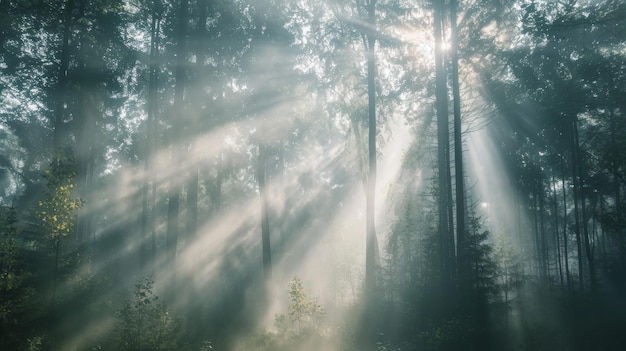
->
[[0, 204, 38, 349], [465, 206, 500, 305], [0, 204, 19, 298], [416, 316, 476, 351], [0, 205, 21, 342], [199, 339, 213, 351], [493, 237, 524, 309], [386, 190, 437, 300], [236, 276, 326, 351], [279, 276, 326, 337], [26, 336, 42, 351], [35, 155, 84, 241], [115, 276, 180, 351]]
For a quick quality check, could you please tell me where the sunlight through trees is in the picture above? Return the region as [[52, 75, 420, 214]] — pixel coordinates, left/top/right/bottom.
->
[[1, 0, 626, 350]]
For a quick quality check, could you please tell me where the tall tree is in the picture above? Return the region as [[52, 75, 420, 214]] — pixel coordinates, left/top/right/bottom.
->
[[140, 0, 163, 271], [363, 0, 380, 300], [449, 0, 468, 292], [433, 0, 453, 292], [166, 0, 189, 302]]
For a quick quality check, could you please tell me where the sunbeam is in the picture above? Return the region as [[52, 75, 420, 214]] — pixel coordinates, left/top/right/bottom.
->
[[2, 0, 626, 350]]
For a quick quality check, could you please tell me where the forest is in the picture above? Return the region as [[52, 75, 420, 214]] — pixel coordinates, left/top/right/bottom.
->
[[1, 0, 626, 350]]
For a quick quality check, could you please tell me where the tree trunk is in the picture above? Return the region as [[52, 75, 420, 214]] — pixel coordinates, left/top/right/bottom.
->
[[364, 0, 379, 300], [148, 0, 162, 273], [539, 180, 548, 281], [74, 0, 96, 247], [552, 171, 564, 290], [532, 188, 541, 276], [561, 161, 571, 292], [185, 0, 206, 243], [450, 0, 467, 293], [574, 117, 596, 295], [166, 0, 188, 303], [570, 117, 584, 291], [434, 0, 452, 291], [257, 144, 272, 281], [446, 148, 456, 279]]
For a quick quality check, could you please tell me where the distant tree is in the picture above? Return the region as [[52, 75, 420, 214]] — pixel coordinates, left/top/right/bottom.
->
[[465, 206, 499, 310], [237, 276, 326, 351], [494, 237, 524, 328], [115, 276, 179, 350], [35, 154, 84, 305], [0, 204, 27, 348], [165, 0, 189, 304], [139, 0, 164, 272]]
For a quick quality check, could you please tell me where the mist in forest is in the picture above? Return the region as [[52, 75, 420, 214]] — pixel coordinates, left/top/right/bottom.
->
[[1, 0, 626, 350]]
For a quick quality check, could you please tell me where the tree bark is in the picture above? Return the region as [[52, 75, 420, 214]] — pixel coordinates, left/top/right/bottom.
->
[[434, 0, 452, 291], [450, 0, 467, 292]]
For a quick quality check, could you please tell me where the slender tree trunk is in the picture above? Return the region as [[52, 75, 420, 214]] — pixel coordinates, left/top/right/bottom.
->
[[73, 0, 91, 246], [450, 0, 467, 293], [166, 0, 188, 303], [185, 0, 206, 242], [446, 149, 456, 279], [186, 170, 198, 238], [574, 117, 596, 295], [150, 2, 162, 273], [609, 109, 626, 271], [561, 161, 571, 292], [552, 172, 564, 290], [211, 164, 223, 213], [616, 171, 625, 272], [570, 118, 584, 291], [257, 144, 272, 281], [52, 238, 60, 305], [599, 194, 608, 272], [539, 181, 548, 281], [532, 189, 541, 276], [141, 0, 162, 270], [515, 189, 525, 267], [364, 0, 379, 300], [140, 173, 149, 270], [592, 194, 600, 272], [434, 0, 452, 291]]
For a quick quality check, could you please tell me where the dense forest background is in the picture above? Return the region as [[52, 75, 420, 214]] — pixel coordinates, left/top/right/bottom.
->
[[1, 0, 626, 350]]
